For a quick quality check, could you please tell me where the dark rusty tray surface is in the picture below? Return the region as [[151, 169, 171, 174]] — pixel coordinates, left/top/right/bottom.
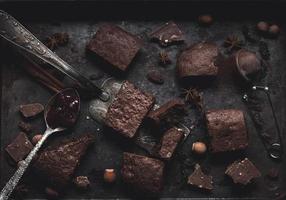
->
[[1, 2, 286, 199]]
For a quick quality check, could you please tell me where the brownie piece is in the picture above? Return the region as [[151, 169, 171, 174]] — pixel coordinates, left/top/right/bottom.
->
[[87, 24, 143, 71], [19, 103, 44, 118], [188, 164, 213, 191], [206, 109, 248, 153], [34, 134, 95, 188], [105, 81, 155, 138], [177, 42, 219, 79], [5, 132, 33, 162], [156, 127, 184, 160], [121, 152, 164, 193], [147, 98, 185, 126], [225, 158, 261, 185], [149, 21, 185, 46]]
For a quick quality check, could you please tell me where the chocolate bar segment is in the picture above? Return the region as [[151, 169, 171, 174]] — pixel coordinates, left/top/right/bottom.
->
[[121, 152, 164, 193], [206, 109, 248, 153], [5, 132, 33, 163], [156, 127, 184, 161], [19, 103, 44, 118], [188, 164, 213, 191], [225, 158, 261, 185], [34, 134, 95, 188], [87, 24, 143, 71], [105, 81, 155, 138]]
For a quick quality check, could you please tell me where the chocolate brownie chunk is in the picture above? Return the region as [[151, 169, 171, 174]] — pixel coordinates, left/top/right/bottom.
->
[[34, 134, 95, 188], [87, 24, 143, 71], [149, 21, 185, 46], [225, 158, 261, 185], [177, 42, 219, 79], [105, 81, 155, 138], [206, 109, 248, 153], [121, 152, 164, 193], [188, 164, 213, 191], [156, 127, 184, 160], [5, 132, 33, 162], [19, 103, 44, 118], [147, 98, 185, 126]]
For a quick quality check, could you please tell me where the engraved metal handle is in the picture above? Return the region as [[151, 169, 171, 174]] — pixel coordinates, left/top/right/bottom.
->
[[0, 10, 109, 101]]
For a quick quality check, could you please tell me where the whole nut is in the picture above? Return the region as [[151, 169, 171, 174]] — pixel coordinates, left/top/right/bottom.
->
[[32, 134, 43, 145], [192, 142, 207, 154], [74, 176, 90, 189], [269, 24, 280, 37], [103, 169, 116, 183], [256, 21, 269, 33], [45, 187, 59, 199], [198, 14, 213, 25]]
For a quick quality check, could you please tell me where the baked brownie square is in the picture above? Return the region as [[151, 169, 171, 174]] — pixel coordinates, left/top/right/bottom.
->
[[206, 109, 248, 153], [225, 158, 261, 185], [105, 81, 155, 138], [121, 152, 164, 193], [156, 127, 184, 161], [87, 24, 143, 71], [34, 134, 95, 188]]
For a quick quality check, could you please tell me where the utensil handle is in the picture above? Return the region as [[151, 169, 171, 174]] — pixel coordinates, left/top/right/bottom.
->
[[0, 10, 104, 98], [0, 129, 53, 200]]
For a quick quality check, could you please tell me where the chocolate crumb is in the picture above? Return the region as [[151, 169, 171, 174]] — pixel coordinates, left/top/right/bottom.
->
[[147, 70, 164, 84], [18, 121, 33, 133]]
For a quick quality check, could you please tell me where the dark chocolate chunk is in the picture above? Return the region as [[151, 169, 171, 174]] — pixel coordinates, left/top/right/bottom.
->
[[34, 134, 95, 188], [146, 70, 164, 84], [74, 176, 90, 189], [206, 109, 248, 153], [18, 121, 33, 133], [156, 127, 184, 160], [87, 24, 143, 71], [105, 81, 155, 138], [225, 158, 261, 185], [19, 103, 44, 118], [5, 132, 33, 163], [149, 21, 185, 46], [121, 152, 164, 193], [188, 164, 213, 191], [177, 42, 219, 79]]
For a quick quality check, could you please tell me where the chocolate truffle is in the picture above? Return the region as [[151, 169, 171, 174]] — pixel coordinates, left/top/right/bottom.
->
[[156, 127, 184, 160], [87, 24, 143, 71], [5, 132, 33, 163], [188, 164, 213, 191], [225, 158, 261, 185], [206, 109, 248, 153], [149, 21, 185, 46], [121, 152, 164, 193], [34, 134, 95, 188], [105, 81, 155, 138], [177, 42, 219, 79], [19, 103, 44, 118]]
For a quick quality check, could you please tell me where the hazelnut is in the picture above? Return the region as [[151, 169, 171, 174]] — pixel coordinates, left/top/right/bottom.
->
[[103, 169, 116, 183], [192, 142, 207, 154], [269, 24, 280, 37], [32, 134, 43, 145], [74, 176, 90, 189], [45, 187, 59, 199], [198, 14, 213, 26], [256, 21, 269, 33]]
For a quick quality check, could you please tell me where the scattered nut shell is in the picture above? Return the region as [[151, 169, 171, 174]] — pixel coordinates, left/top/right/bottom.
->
[[192, 142, 207, 154], [256, 21, 269, 33], [32, 134, 43, 145], [103, 169, 116, 183], [198, 14, 213, 26], [45, 187, 59, 199], [74, 176, 90, 189]]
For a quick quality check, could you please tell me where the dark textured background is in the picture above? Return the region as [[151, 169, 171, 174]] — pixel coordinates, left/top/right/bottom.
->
[[0, 1, 286, 199]]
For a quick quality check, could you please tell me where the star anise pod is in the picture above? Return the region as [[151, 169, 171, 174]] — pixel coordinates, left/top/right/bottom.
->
[[45, 32, 69, 50], [224, 35, 244, 51], [181, 88, 203, 110], [159, 51, 171, 65]]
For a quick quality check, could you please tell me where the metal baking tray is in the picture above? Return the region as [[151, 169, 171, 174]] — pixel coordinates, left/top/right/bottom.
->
[[1, 1, 286, 199]]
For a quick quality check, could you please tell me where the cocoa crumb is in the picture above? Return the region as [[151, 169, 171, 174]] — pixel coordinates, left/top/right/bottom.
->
[[146, 70, 164, 84], [18, 121, 33, 133]]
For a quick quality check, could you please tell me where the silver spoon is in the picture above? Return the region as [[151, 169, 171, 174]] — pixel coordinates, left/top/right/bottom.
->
[[0, 88, 80, 200]]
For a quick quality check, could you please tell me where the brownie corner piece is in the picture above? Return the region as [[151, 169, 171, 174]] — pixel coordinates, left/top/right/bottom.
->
[[188, 164, 213, 191], [105, 81, 155, 138], [225, 158, 261, 185], [206, 109, 248, 153], [87, 24, 143, 71], [121, 152, 164, 193]]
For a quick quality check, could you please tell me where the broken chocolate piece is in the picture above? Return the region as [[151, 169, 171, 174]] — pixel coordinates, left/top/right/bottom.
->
[[149, 21, 184, 46], [87, 24, 143, 71], [18, 121, 33, 133], [177, 42, 219, 80], [206, 109, 248, 153], [156, 127, 184, 160], [225, 158, 261, 185], [121, 152, 164, 193], [5, 132, 33, 163], [19, 103, 44, 118], [34, 133, 95, 188], [188, 164, 213, 191], [105, 81, 155, 138], [146, 70, 164, 84]]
